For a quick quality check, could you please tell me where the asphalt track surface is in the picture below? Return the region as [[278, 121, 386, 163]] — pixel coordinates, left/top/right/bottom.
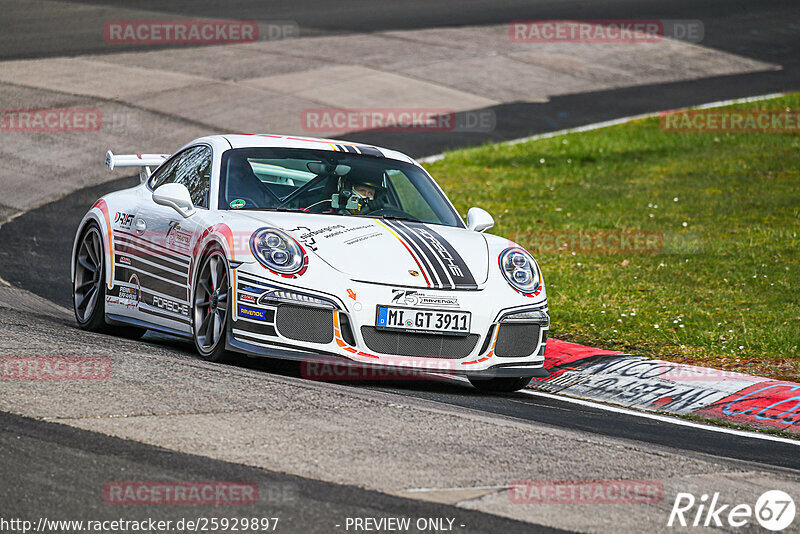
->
[[2, 0, 799, 156], [2, 1, 800, 531], [1, 176, 799, 472], [0, 412, 553, 533]]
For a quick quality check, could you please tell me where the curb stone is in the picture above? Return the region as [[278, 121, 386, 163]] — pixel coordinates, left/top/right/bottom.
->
[[533, 340, 800, 434]]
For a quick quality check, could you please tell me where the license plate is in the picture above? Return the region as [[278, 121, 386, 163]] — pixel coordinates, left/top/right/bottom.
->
[[375, 306, 471, 335]]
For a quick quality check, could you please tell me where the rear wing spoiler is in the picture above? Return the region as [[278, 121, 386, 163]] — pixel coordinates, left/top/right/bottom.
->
[[104, 150, 170, 183]]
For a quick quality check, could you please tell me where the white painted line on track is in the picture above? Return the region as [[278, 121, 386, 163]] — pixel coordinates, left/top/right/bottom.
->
[[418, 92, 787, 164], [520, 388, 800, 446], [401, 485, 508, 494]]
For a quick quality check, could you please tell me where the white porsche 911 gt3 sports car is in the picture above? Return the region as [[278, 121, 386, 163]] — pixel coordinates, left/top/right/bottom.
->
[[72, 134, 549, 392]]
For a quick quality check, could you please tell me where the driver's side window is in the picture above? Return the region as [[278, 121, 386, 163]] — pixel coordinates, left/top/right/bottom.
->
[[149, 146, 213, 208], [149, 154, 180, 190]]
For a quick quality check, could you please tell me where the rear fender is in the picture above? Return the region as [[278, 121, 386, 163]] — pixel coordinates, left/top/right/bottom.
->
[[71, 199, 114, 290]]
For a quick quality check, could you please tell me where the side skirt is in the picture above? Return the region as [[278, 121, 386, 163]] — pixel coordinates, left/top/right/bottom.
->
[[105, 313, 193, 340]]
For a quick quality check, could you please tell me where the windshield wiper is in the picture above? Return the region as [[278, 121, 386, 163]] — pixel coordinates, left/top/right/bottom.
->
[[237, 207, 306, 212], [375, 214, 420, 222]]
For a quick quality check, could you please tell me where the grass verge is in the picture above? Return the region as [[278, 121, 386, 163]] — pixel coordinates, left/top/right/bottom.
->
[[425, 93, 800, 382]]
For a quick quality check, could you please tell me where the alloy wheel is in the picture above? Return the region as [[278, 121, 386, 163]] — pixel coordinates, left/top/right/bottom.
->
[[74, 227, 103, 323], [193, 253, 229, 353]]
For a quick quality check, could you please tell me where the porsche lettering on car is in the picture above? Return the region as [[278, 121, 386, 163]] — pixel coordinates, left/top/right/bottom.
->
[[72, 134, 549, 392]]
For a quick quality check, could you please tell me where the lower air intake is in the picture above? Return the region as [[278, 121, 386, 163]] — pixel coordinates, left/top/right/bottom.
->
[[275, 305, 334, 344], [360, 327, 479, 359], [495, 324, 541, 357]]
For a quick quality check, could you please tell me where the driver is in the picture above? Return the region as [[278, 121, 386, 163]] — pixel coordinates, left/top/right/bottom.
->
[[353, 182, 377, 202], [333, 175, 384, 214]]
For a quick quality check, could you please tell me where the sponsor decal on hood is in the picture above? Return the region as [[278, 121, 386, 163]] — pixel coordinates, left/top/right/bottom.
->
[[230, 212, 488, 289]]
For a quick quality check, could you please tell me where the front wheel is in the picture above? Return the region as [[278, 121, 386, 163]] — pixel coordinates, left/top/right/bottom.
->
[[468, 376, 533, 393], [192, 249, 231, 362]]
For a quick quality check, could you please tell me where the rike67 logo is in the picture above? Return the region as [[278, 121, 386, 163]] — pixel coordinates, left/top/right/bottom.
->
[[668, 490, 795, 531]]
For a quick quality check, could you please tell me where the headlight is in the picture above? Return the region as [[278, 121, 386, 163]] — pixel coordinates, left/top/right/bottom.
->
[[499, 247, 541, 294], [250, 227, 307, 275]]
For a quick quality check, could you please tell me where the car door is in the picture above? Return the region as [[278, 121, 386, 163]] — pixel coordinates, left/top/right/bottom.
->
[[132, 145, 213, 331]]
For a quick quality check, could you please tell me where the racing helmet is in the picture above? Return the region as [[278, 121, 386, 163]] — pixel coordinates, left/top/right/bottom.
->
[[333, 174, 385, 213]]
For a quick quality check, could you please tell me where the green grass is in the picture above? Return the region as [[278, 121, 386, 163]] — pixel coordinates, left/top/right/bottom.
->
[[425, 94, 800, 382]]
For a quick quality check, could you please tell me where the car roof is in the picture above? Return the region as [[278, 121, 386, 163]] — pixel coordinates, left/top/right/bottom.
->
[[212, 134, 418, 165]]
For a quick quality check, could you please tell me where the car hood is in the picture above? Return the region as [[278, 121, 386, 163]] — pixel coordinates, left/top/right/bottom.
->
[[234, 212, 489, 289]]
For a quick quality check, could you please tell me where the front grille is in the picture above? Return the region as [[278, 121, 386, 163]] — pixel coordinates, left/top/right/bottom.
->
[[495, 324, 541, 357], [360, 327, 479, 359], [275, 305, 334, 344]]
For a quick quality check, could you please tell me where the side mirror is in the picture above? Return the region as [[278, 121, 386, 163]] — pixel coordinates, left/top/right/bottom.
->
[[153, 183, 195, 217], [466, 207, 494, 232]]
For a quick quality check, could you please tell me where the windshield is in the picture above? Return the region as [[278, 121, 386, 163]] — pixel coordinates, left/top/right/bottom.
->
[[218, 148, 463, 227]]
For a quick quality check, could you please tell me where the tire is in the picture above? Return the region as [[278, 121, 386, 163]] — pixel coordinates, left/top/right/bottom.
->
[[468, 376, 533, 393], [73, 222, 147, 339], [73, 223, 107, 332], [192, 247, 232, 362]]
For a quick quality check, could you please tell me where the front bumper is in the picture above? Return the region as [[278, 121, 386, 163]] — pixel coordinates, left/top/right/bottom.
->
[[226, 269, 549, 378], [227, 337, 548, 379]]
